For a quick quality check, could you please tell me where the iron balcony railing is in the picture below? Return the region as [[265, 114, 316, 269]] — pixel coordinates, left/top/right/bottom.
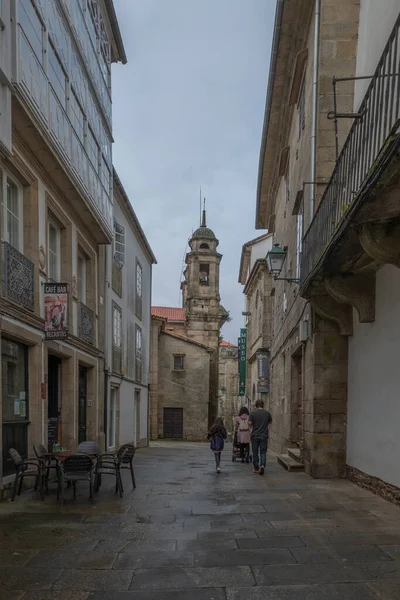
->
[[2, 242, 34, 311], [301, 15, 400, 288], [78, 302, 94, 345]]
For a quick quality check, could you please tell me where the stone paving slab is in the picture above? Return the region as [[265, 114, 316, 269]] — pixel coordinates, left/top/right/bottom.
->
[[226, 583, 380, 599], [130, 566, 256, 589], [1, 442, 400, 598]]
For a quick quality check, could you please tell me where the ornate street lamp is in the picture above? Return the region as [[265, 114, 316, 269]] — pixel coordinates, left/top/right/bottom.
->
[[266, 243, 300, 284]]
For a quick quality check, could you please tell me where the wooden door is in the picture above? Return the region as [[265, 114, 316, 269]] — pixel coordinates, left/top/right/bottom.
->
[[78, 366, 87, 444], [163, 408, 183, 439]]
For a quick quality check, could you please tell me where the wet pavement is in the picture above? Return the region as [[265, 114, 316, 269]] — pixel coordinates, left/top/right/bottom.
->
[[1, 441, 400, 599]]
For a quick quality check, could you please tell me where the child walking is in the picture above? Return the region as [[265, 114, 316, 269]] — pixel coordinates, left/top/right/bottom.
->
[[207, 417, 227, 473]]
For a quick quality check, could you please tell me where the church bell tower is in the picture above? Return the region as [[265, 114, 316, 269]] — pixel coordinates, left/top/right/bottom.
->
[[183, 207, 223, 350]]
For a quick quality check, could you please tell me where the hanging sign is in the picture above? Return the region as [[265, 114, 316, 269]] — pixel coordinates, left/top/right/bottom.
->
[[44, 283, 69, 340], [256, 350, 270, 393], [238, 328, 247, 396]]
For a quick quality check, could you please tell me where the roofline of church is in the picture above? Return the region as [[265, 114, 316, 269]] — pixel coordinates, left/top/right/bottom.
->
[[163, 330, 214, 352]]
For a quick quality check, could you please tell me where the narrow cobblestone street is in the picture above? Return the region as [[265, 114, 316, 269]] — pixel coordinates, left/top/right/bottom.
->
[[1, 442, 400, 599]]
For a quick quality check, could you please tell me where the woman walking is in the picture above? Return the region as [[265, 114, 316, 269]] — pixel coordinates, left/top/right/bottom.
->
[[235, 406, 251, 463], [207, 417, 227, 473]]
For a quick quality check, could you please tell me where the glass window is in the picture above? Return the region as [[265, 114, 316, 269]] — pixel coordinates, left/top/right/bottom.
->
[[77, 251, 86, 303], [48, 42, 67, 108], [1, 339, 28, 423], [135, 326, 142, 382], [113, 306, 122, 347], [108, 387, 116, 448], [296, 210, 303, 281], [87, 126, 99, 168], [136, 263, 142, 298], [114, 221, 125, 268], [298, 77, 305, 140], [48, 220, 61, 281], [6, 177, 21, 251], [19, 0, 43, 63], [70, 88, 85, 144], [173, 355, 185, 371]]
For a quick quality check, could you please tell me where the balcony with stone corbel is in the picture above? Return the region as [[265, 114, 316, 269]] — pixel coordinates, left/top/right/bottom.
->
[[300, 15, 400, 332]]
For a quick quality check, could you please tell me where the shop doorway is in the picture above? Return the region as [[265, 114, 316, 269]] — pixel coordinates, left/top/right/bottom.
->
[[2, 339, 29, 475], [47, 355, 61, 451], [291, 350, 303, 444], [135, 389, 141, 446], [78, 366, 87, 444]]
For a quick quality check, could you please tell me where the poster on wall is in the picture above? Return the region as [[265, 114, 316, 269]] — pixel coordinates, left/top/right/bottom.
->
[[44, 283, 69, 340], [256, 350, 270, 393], [238, 328, 247, 396]]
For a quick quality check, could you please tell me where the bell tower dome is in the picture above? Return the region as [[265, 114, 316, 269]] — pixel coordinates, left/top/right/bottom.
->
[[182, 207, 223, 349]]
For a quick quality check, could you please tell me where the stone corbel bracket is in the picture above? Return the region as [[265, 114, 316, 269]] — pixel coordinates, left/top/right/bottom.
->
[[310, 293, 353, 336], [325, 274, 375, 323], [359, 221, 400, 269]]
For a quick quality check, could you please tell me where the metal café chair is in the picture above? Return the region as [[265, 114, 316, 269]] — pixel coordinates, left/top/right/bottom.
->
[[33, 444, 57, 494], [117, 443, 136, 491], [94, 448, 128, 497], [56, 454, 94, 506], [9, 448, 44, 502]]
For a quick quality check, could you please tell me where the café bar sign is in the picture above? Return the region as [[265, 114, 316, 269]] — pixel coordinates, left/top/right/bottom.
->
[[44, 283, 69, 340], [256, 349, 270, 393], [238, 328, 247, 396]]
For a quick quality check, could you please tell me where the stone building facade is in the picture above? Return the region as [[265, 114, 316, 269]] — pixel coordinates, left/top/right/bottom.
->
[[150, 212, 228, 440], [238, 234, 273, 412], [0, 0, 127, 487], [254, 0, 400, 498], [218, 341, 239, 437]]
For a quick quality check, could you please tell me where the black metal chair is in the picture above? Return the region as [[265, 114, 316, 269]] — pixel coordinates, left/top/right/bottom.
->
[[94, 448, 127, 498], [77, 441, 100, 456], [56, 454, 94, 506], [117, 443, 136, 490], [33, 444, 57, 494], [9, 448, 43, 502]]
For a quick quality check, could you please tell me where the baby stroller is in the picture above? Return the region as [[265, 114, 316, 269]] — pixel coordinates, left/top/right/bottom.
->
[[232, 431, 252, 463]]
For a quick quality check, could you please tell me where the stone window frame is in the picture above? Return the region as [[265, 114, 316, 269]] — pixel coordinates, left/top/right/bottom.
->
[[135, 259, 143, 320], [112, 303, 122, 349], [135, 324, 142, 382], [76, 232, 97, 314], [173, 354, 185, 372]]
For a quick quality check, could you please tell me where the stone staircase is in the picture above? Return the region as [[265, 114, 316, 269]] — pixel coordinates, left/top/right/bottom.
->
[[277, 446, 305, 472]]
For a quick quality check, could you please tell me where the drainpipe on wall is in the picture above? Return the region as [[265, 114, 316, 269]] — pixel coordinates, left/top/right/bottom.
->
[[310, 0, 321, 222]]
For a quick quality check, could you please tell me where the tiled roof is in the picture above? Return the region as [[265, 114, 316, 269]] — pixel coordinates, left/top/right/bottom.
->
[[151, 306, 186, 321], [220, 340, 237, 348]]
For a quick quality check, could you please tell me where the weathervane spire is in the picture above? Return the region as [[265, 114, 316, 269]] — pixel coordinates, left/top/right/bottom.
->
[[202, 197, 206, 227]]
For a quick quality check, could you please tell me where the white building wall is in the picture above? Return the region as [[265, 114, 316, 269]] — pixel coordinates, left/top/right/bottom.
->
[[354, 0, 400, 108], [108, 192, 152, 448], [347, 265, 400, 487], [249, 237, 273, 272]]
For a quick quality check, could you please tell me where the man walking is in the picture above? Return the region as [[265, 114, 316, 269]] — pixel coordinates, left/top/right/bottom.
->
[[249, 399, 272, 475]]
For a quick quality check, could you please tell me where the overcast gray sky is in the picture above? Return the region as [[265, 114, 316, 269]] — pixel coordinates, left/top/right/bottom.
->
[[112, 0, 275, 344]]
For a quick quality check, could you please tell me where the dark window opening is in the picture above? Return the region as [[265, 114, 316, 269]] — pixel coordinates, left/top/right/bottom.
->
[[200, 243, 209, 249], [173, 355, 185, 371], [199, 263, 209, 286]]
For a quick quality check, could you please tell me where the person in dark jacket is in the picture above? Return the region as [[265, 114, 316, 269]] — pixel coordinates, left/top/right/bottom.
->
[[207, 417, 227, 473]]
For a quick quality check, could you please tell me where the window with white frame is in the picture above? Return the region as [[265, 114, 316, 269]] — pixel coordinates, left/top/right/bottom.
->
[[70, 88, 85, 145], [136, 261, 142, 319], [114, 220, 125, 268], [135, 325, 142, 382], [77, 251, 87, 304], [87, 126, 99, 168], [108, 387, 117, 448], [48, 219, 61, 281], [113, 305, 122, 348], [1, 170, 23, 252]]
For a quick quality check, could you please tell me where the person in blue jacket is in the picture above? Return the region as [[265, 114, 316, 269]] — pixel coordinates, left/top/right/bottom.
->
[[207, 417, 227, 473]]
